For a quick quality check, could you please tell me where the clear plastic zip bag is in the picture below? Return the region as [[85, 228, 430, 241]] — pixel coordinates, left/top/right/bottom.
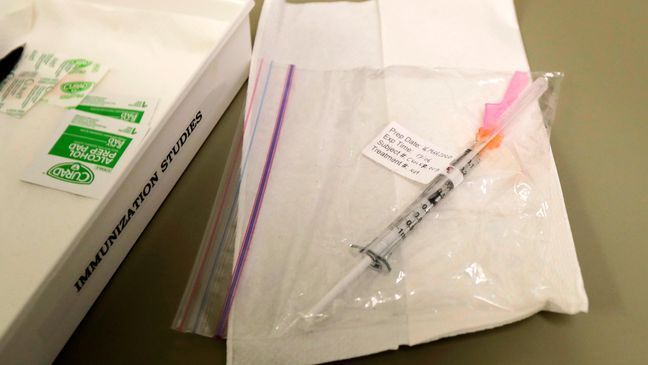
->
[[175, 63, 587, 364]]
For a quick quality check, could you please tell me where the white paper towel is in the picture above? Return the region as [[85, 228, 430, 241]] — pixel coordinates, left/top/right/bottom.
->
[[379, 0, 529, 69], [227, 0, 586, 364]]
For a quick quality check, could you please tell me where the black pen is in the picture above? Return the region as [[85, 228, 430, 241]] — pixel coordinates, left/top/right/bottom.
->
[[0, 45, 25, 84]]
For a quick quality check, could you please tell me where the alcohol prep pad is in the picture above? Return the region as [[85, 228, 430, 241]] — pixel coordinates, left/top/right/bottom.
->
[[22, 110, 146, 198], [75, 94, 158, 126], [0, 47, 74, 117], [42, 59, 109, 108]]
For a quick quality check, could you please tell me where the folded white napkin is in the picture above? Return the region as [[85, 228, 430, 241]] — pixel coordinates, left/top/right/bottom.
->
[[226, 1, 587, 364]]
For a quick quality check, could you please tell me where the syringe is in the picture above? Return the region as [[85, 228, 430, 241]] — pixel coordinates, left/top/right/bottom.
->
[[304, 76, 549, 320]]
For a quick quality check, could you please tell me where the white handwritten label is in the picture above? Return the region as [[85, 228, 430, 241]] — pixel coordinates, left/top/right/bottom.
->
[[362, 121, 455, 184]]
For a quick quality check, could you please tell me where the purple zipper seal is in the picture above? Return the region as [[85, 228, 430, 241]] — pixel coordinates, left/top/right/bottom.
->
[[216, 64, 296, 337]]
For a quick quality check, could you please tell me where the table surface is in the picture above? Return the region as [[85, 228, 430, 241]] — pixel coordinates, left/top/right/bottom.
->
[[55, 0, 648, 364]]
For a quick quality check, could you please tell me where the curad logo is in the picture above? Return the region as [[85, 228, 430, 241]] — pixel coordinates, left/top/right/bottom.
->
[[46, 162, 94, 184]]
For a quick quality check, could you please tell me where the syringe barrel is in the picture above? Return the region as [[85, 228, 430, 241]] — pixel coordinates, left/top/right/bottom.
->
[[360, 148, 480, 270]]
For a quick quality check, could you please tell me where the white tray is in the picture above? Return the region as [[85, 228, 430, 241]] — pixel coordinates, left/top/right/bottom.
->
[[0, 1, 253, 363]]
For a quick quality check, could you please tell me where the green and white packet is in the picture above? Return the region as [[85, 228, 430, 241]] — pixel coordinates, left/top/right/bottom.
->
[[22, 110, 146, 198], [43, 59, 109, 108], [75, 94, 158, 125], [0, 47, 76, 118]]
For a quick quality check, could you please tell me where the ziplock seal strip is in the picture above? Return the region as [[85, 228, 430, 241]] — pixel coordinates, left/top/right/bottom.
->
[[175, 59, 268, 334], [216, 64, 296, 336]]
